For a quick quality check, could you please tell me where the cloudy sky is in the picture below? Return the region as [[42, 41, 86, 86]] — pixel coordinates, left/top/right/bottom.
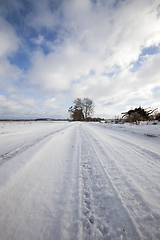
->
[[0, 0, 160, 119]]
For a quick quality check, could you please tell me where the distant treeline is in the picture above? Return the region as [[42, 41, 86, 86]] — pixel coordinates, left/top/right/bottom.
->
[[0, 118, 69, 122]]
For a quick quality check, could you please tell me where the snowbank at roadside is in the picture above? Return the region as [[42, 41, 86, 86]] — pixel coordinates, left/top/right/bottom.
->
[[101, 121, 160, 138]]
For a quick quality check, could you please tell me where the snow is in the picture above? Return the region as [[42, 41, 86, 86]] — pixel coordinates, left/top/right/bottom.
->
[[102, 121, 160, 138], [0, 121, 160, 239], [0, 121, 70, 156]]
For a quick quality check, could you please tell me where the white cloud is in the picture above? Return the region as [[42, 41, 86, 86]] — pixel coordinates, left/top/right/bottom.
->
[[0, 16, 23, 95], [0, 17, 20, 57], [60, 0, 160, 69], [25, 0, 61, 29], [138, 53, 160, 85], [32, 35, 45, 45], [0, 59, 22, 93], [0, 94, 63, 119], [27, 42, 97, 94], [0, 95, 22, 116], [27, 0, 160, 93], [1, 0, 160, 118]]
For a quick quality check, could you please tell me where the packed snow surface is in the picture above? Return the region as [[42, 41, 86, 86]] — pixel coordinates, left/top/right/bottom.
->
[[0, 121, 160, 240]]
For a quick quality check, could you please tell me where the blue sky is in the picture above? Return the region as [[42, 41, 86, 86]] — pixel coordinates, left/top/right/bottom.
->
[[0, 0, 160, 119]]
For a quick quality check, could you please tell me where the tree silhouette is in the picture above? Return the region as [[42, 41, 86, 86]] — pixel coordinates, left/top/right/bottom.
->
[[121, 106, 158, 123], [68, 98, 95, 121]]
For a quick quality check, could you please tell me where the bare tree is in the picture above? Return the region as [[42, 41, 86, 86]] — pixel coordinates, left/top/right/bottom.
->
[[68, 105, 84, 121], [68, 98, 95, 121], [83, 97, 95, 119], [121, 106, 158, 123]]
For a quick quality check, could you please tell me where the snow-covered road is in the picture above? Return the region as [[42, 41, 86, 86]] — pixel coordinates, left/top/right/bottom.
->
[[0, 121, 160, 240]]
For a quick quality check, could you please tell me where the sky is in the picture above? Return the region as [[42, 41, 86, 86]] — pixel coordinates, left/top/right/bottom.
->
[[0, 0, 160, 119]]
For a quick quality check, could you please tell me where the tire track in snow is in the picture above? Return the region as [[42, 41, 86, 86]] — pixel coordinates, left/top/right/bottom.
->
[[50, 124, 82, 240], [0, 123, 81, 240], [79, 124, 142, 240], [106, 133, 160, 161], [82, 123, 160, 240], [0, 124, 74, 165]]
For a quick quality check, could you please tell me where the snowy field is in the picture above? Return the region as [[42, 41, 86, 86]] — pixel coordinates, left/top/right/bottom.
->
[[0, 121, 160, 240]]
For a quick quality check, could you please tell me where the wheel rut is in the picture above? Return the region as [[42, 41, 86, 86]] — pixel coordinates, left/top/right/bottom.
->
[[81, 124, 160, 240], [0, 124, 73, 165], [79, 125, 142, 240]]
